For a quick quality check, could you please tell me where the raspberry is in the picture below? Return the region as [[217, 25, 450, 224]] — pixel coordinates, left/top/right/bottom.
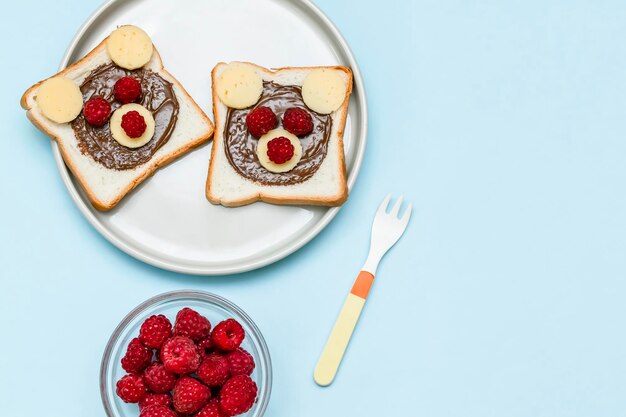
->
[[140, 315, 173, 349], [282, 107, 313, 136], [139, 405, 177, 417], [266, 137, 295, 164], [245, 106, 278, 137], [143, 362, 178, 393], [226, 348, 255, 377], [173, 308, 211, 342], [219, 375, 257, 416], [160, 336, 200, 374], [196, 399, 227, 417], [83, 97, 111, 127], [121, 110, 147, 138], [197, 353, 230, 387], [116, 373, 147, 403], [139, 393, 173, 411], [172, 376, 211, 414], [121, 337, 151, 373], [114, 76, 142, 104], [210, 319, 245, 352], [197, 337, 214, 360]]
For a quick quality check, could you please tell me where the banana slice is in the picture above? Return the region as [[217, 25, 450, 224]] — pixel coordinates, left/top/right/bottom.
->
[[302, 69, 347, 114], [216, 64, 263, 109], [36, 77, 83, 123], [110, 103, 155, 148], [256, 129, 302, 173], [106, 25, 154, 70]]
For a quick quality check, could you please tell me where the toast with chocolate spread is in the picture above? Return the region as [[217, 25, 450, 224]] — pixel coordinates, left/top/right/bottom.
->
[[206, 62, 352, 207], [21, 26, 214, 210]]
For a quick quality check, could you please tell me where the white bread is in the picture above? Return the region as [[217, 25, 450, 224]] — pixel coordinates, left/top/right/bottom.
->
[[21, 37, 214, 211], [206, 62, 352, 207]]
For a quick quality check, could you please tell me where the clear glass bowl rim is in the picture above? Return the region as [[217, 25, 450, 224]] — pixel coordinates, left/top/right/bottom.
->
[[99, 290, 272, 417]]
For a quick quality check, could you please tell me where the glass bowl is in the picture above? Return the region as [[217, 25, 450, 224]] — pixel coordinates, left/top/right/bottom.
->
[[100, 290, 272, 417]]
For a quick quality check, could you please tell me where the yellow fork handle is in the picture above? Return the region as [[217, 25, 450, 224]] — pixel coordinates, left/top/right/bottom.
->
[[314, 271, 375, 386]]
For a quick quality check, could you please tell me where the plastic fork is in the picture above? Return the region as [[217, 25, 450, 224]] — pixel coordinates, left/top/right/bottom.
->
[[314, 194, 412, 386]]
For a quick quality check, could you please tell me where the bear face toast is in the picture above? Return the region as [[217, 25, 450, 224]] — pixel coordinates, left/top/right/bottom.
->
[[206, 62, 353, 207], [21, 25, 214, 210]]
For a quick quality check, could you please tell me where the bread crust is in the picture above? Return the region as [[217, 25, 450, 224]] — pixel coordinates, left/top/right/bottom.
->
[[206, 62, 352, 207], [21, 37, 214, 211]]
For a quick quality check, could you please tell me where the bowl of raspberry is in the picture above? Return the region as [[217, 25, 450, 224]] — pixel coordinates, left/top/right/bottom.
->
[[100, 290, 272, 417]]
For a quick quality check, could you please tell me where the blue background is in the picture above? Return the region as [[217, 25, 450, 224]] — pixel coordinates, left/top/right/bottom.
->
[[2, 0, 626, 415]]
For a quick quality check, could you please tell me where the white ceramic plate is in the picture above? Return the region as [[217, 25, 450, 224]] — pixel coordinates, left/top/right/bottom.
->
[[55, 0, 367, 275]]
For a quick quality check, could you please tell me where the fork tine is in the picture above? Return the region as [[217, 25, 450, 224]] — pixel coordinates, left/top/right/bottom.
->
[[400, 203, 413, 226], [376, 194, 392, 216], [390, 195, 404, 217]]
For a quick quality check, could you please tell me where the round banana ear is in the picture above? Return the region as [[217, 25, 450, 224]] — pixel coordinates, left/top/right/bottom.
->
[[216, 63, 263, 109], [106, 25, 154, 70], [36, 77, 83, 123], [302, 69, 347, 114]]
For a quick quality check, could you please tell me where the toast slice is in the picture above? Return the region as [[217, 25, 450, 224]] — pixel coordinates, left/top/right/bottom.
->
[[21, 35, 214, 211], [206, 62, 352, 207]]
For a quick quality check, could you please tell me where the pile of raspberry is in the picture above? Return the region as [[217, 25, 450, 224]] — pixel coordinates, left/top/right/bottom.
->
[[116, 308, 258, 417], [83, 76, 143, 128]]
